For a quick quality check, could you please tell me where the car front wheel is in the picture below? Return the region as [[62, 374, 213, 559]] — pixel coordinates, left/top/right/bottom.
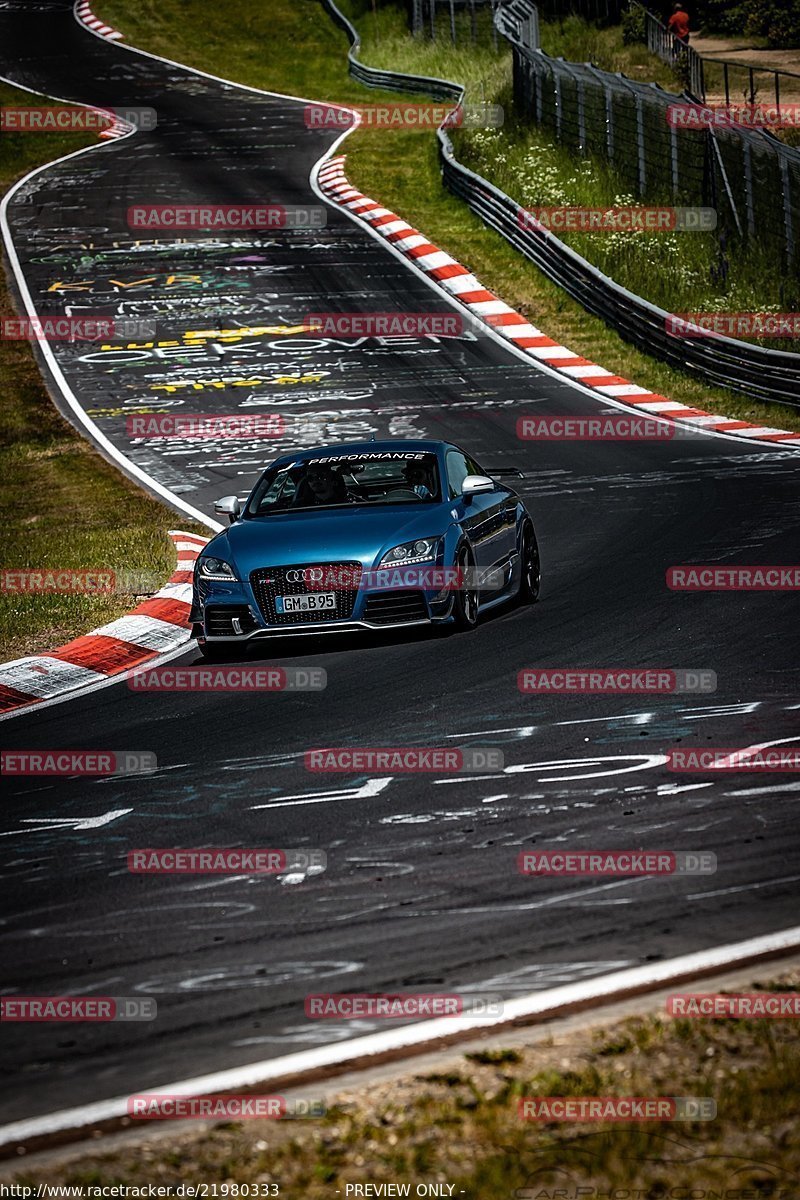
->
[[452, 545, 479, 631], [519, 522, 541, 603]]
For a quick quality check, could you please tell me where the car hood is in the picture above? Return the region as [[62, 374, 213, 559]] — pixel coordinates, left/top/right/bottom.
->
[[207, 504, 451, 574]]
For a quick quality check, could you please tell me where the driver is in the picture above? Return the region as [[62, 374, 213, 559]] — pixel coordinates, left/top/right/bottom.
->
[[296, 463, 349, 507], [404, 460, 434, 500]]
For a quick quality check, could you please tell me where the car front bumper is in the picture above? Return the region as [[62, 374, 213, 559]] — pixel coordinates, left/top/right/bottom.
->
[[192, 564, 455, 642]]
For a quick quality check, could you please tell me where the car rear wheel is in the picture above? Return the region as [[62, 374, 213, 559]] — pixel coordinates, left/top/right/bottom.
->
[[519, 522, 541, 603], [452, 545, 479, 631]]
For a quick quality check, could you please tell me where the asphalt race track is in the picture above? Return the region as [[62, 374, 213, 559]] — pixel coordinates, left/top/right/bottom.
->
[[1, 0, 799, 1129]]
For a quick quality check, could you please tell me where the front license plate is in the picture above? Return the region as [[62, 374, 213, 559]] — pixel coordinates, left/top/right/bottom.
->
[[275, 592, 336, 614]]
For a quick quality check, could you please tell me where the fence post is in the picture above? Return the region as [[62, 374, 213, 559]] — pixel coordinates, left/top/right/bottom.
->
[[742, 140, 756, 238], [528, 6, 540, 49], [670, 119, 679, 198], [638, 94, 646, 194], [560, 60, 586, 152], [577, 71, 586, 153], [526, 53, 537, 122], [536, 52, 544, 124], [606, 83, 614, 163], [616, 73, 647, 195], [587, 64, 614, 164], [710, 130, 743, 237], [780, 152, 796, 268], [554, 67, 562, 141]]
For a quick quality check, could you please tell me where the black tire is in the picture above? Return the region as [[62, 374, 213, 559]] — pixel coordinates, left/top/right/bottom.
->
[[452, 544, 479, 631], [519, 521, 541, 604]]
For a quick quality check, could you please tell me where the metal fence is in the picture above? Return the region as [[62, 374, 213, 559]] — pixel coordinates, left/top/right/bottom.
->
[[440, 152, 800, 402], [515, 0, 625, 20], [409, 0, 623, 41], [495, 0, 539, 48], [318, 0, 800, 405], [631, 0, 800, 114], [510, 33, 800, 280], [703, 56, 800, 114], [409, 0, 501, 45], [635, 0, 705, 100]]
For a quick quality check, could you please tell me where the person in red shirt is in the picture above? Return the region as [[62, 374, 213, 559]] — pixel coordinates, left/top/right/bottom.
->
[[668, 3, 691, 44]]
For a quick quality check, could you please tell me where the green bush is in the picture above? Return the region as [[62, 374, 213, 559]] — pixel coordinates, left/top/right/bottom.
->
[[621, 1, 646, 44], [765, 5, 800, 48], [693, 0, 800, 47]]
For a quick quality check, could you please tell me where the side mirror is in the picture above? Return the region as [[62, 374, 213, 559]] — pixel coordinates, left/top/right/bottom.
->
[[461, 474, 495, 499], [214, 495, 241, 523]]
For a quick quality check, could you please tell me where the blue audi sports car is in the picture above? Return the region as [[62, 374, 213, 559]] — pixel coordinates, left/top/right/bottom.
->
[[191, 440, 539, 658]]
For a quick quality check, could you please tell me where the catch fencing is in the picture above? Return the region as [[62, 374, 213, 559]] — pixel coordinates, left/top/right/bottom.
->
[[320, 0, 800, 405], [632, 0, 705, 101], [409, 0, 501, 46], [632, 0, 800, 115], [507, 9, 800, 283]]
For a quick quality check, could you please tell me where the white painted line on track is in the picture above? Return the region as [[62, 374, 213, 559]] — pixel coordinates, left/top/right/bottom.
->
[[1, 923, 799, 1149], [0, 72, 222, 533], [64, 0, 800, 456], [0, 6, 794, 1159], [0, 639, 196, 724]]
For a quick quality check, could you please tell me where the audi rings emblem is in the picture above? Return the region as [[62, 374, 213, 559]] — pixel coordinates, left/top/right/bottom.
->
[[286, 568, 323, 583]]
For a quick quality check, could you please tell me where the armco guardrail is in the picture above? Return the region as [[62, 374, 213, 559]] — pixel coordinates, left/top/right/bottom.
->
[[323, 0, 461, 99], [440, 157, 800, 403], [318, 0, 800, 406]]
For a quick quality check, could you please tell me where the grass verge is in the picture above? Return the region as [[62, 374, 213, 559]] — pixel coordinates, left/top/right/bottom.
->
[[9, 970, 800, 1194], [0, 81, 207, 660], [539, 13, 680, 88], [93, 0, 800, 431], [457, 125, 799, 346]]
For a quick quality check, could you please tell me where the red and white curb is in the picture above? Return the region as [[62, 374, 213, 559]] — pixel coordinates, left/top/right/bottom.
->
[[74, 0, 122, 40], [74, 1, 127, 136], [317, 156, 800, 447], [0, 531, 206, 716], [97, 114, 133, 141]]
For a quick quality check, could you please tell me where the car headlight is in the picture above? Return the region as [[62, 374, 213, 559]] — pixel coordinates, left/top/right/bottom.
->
[[197, 556, 237, 581], [379, 538, 440, 567]]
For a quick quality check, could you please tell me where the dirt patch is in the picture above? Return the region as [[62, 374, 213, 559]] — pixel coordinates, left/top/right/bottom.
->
[[691, 36, 800, 73]]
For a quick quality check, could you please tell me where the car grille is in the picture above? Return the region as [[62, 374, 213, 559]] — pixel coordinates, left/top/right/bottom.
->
[[363, 590, 429, 626], [250, 563, 362, 625], [205, 606, 258, 637]]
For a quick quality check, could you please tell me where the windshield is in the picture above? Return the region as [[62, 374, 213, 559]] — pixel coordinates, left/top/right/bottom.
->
[[246, 452, 442, 516]]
